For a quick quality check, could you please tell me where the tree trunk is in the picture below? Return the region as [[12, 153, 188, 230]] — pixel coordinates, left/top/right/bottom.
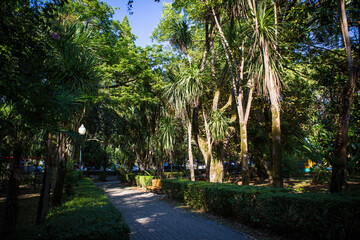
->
[[36, 133, 54, 224], [240, 122, 250, 185], [2, 143, 22, 236], [330, 0, 357, 193], [187, 118, 195, 181], [203, 109, 223, 183], [271, 104, 283, 187], [260, 156, 273, 183], [52, 132, 67, 206], [211, 11, 254, 184], [170, 151, 173, 178], [209, 156, 223, 183], [197, 136, 210, 180], [259, 31, 283, 188]]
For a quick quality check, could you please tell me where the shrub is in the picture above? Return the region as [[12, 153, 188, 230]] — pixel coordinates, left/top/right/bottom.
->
[[15, 178, 130, 240], [98, 171, 107, 182], [64, 169, 79, 196], [135, 175, 154, 188], [162, 179, 360, 240], [125, 173, 137, 185], [45, 178, 129, 239], [117, 169, 127, 183], [163, 172, 184, 179]]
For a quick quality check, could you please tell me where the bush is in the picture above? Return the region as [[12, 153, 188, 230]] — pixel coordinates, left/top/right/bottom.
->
[[98, 171, 107, 182], [14, 178, 130, 240], [162, 179, 360, 240], [135, 175, 154, 188], [163, 172, 184, 179], [64, 168, 79, 196], [45, 178, 129, 239], [117, 169, 127, 183], [125, 173, 137, 185]]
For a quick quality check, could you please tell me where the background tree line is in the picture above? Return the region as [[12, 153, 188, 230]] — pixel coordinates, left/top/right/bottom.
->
[[0, 0, 359, 233]]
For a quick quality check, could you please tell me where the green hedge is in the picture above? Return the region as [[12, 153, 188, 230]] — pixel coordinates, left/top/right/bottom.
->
[[15, 178, 129, 240], [125, 173, 139, 185], [162, 179, 360, 240], [163, 172, 184, 179], [135, 175, 154, 188]]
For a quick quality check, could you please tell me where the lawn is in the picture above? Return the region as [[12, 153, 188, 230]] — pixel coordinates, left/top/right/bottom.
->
[[0, 177, 129, 240]]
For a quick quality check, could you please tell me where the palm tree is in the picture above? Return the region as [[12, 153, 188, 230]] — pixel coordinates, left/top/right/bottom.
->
[[36, 19, 101, 220], [169, 19, 193, 65], [159, 116, 177, 177], [211, 5, 255, 185], [210, 0, 284, 186], [51, 21, 100, 206], [165, 18, 202, 181], [250, 1, 283, 187], [165, 64, 204, 181], [330, 0, 357, 193]]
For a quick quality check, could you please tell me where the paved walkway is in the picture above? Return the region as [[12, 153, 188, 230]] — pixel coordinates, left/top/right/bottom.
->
[[95, 181, 253, 240]]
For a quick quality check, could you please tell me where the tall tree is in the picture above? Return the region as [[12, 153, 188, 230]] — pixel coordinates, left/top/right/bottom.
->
[[0, 0, 65, 230], [245, 0, 283, 187], [330, 0, 358, 193], [165, 65, 204, 181], [210, 4, 255, 184], [158, 116, 177, 177]]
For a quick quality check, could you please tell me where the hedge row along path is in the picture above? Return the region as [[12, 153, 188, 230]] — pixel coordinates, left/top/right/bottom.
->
[[95, 181, 252, 240]]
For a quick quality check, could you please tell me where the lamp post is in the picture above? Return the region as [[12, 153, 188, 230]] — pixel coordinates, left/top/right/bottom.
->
[[78, 124, 86, 172]]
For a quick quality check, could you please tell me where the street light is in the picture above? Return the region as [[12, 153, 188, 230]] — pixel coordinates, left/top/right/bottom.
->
[[78, 124, 86, 172]]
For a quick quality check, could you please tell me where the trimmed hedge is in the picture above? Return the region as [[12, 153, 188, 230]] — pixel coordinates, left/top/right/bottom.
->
[[127, 171, 185, 187], [125, 173, 139, 185], [135, 175, 154, 188], [15, 178, 130, 240], [163, 172, 184, 179], [162, 179, 360, 240]]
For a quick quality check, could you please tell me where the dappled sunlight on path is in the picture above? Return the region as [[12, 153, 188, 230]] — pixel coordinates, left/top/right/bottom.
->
[[95, 181, 253, 240]]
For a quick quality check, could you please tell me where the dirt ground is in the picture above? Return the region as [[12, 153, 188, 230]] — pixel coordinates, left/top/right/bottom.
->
[[0, 184, 41, 228], [223, 174, 360, 193]]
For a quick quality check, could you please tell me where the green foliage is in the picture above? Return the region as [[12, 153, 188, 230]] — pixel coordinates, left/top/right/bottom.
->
[[98, 171, 107, 182], [169, 19, 193, 53], [64, 167, 79, 196], [151, 3, 185, 44], [311, 164, 331, 184], [162, 179, 360, 240], [164, 64, 204, 115], [163, 172, 184, 179], [45, 178, 129, 240], [13, 178, 129, 240], [117, 168, 127, 182], [125, 173, 140, 185], [82, 140, 109, 170], [209, 110, 230, 141], [159, 116, 177, 152], [135, 175, 154, 188]]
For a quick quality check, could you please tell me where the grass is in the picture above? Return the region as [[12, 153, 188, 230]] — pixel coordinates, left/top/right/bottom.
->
[[1, 177, 129, 240], [222, 173, 360, 193], [0, 177, 41, 229]]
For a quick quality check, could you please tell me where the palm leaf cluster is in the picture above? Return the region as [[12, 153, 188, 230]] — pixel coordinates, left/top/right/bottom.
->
[[169, 19, 193, 53], [159, 116, 177, 152], [165, 65, 204, 116], [209, 110, 230, 141]]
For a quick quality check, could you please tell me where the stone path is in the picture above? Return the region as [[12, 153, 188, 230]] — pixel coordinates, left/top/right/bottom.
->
[[95, 181, 254, 240]]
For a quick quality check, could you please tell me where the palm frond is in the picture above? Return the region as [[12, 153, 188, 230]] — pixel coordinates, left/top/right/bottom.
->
[[169, 19, 193, 53], [164, 64, 204, 117], [209, 110, 230, 141]]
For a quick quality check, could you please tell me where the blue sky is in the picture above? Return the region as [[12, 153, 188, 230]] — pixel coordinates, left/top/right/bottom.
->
[[103, 0, 171, 47]]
